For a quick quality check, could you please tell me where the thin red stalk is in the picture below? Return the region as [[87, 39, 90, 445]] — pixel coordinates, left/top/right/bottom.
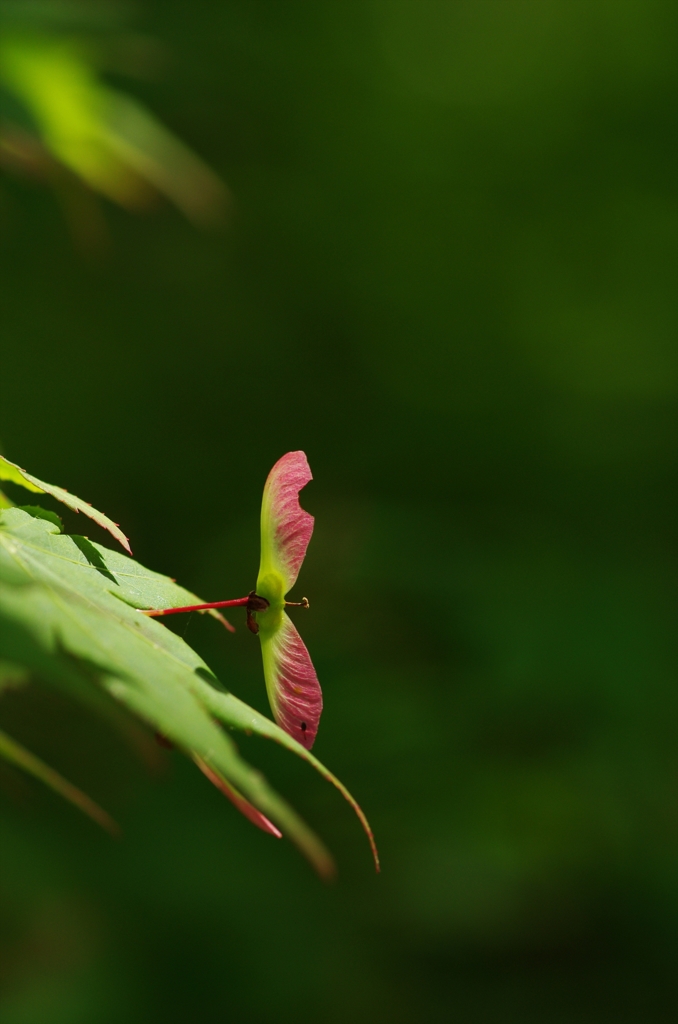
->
[[142, 596, 250, 617]]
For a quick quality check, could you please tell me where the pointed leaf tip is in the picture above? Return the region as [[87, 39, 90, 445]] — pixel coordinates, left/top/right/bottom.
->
[[259, 451, 314, 594], [195, 688, 381, 873], [194, 757, 282, 837], [0, 456, 131, 553]]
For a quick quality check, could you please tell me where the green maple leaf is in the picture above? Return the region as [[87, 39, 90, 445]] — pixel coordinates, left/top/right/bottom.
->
[[0, 499, 377, 876], [0, 507, 333, 874]]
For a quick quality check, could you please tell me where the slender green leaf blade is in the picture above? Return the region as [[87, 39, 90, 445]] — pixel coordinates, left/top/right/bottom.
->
[[0, 727, 119, 834]]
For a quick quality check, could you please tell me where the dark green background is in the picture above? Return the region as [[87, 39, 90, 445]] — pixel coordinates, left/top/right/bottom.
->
[[1, 2, 677, 1021]]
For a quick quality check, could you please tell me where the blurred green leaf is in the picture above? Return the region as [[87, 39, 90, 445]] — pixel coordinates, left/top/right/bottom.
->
[[0, 29, 227, 225], [0, 726, 119, 833]]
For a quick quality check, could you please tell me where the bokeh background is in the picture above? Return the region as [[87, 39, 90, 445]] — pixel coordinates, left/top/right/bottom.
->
[[1, 1, 677, 1021]]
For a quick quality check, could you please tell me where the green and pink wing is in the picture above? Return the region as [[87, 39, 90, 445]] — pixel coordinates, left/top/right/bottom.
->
[[256, 452, 322, 749], [258, 450, 314, 595], [260, 612, 323, 749]]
